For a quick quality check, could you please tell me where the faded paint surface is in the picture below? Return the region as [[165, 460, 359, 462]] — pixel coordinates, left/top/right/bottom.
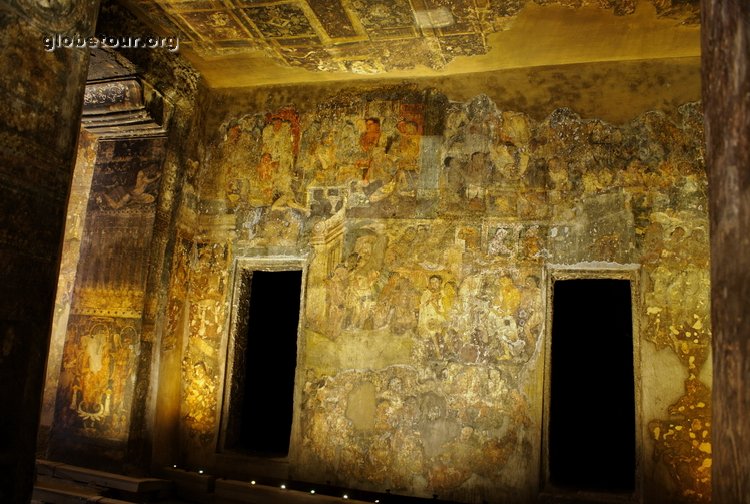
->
[[157, 86, 711, 504]]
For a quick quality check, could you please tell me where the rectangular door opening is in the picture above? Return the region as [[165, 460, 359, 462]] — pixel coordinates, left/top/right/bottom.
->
[[237, 269, 302, 456], [549, 278, 636, 493]]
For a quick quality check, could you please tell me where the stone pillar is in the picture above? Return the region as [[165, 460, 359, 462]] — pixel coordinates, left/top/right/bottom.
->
[[702, 2, 750, 503], [46, 74, 169, 472], [0, 1, 99, 502], [39, 128, 97, 439]]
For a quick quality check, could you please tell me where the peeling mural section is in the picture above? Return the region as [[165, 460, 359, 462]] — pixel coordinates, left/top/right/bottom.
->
[[168, 88, 709, 503]]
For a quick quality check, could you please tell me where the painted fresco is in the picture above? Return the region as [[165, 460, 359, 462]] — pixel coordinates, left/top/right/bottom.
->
[[172, 89, 710, 503], [54, 316, 139, 439], [164, 235, 193, 352], [41, 131, 98, 429], [50, 137, 164, 449], [181, 240, 231, 447]]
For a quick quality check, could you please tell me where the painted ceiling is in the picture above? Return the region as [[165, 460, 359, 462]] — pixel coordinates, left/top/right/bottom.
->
[[119, 0, 700, 87]]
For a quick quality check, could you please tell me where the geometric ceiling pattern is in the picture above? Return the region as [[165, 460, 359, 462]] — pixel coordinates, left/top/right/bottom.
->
[[123, 0, 699, 74]]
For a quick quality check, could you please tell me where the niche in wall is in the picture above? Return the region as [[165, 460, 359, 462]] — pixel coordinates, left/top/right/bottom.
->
[[544, 269, 641, 498], [221, 260, 305, 457]]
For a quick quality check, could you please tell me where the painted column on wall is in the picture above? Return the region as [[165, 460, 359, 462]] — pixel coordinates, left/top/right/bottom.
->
[[48, 136, 167, 469]]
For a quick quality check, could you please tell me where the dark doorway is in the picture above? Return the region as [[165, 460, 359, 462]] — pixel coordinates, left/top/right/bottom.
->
[[238, 270, 302, 456], [549, 279, 636, 493]]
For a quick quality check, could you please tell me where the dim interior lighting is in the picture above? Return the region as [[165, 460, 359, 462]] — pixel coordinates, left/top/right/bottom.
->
[[280, 484, 286, 489]]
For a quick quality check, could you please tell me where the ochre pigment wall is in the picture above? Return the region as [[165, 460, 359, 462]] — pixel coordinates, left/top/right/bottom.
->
[[164, 86, 710, 503], [41, 129, 98, 433]]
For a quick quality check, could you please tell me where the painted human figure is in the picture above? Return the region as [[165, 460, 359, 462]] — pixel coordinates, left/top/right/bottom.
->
[[376, 274, 419, 334], [262, 117, 294, 172], [440, 156, 465, 209], [75, 326, 111, 425], [488, 227, 513, 257], [418, 275, 452, 358], [394, 119, 421, 172], [103, 169, 160, 209], [184, 360, 216, 431], [325, 264, 348, 338], [357, 118, 381, 182], [519, 275, 543, 354], [464, 151, 491, 207], [345, 236, 381, 329], [259, 117, 305, 210]]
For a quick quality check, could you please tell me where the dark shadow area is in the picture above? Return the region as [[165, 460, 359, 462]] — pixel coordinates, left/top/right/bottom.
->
[[239, 270, 302, 456], [549, 279, 635, 493]]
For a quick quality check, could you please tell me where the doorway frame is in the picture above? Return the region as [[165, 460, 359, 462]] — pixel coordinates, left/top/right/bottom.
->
[[541, 264, 643, 503], [217, 256, 309, 466]]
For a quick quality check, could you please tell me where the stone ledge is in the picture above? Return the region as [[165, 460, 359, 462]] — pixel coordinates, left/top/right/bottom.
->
[[36, 459, 172, 495]]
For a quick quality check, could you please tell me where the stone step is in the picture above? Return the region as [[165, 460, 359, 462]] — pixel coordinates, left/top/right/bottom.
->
[[36, 459, 172, 501], [32, 475, 132, 504]]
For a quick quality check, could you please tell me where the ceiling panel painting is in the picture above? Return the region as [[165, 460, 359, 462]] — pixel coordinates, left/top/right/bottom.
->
[[121, 0, 700, 78], [178, 9, 250, 40], [306, 0, 357, 39], [243, 3, 318, 39]]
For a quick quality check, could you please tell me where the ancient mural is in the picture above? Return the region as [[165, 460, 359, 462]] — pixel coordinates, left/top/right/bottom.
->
[[50, 137, 165, 453], [181, 239, 231, 447], [41, 130, 98, 430], [170, 88, 710, 503]]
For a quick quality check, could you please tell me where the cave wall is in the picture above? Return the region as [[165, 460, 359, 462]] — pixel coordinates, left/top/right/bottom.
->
[[162, 85, 710, 503]]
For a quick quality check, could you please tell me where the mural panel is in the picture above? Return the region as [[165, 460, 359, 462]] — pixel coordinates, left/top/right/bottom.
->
[[180, 240, 231, 451], [54, 317, 139, 439], [173, 90, 709, 503], [49, 137, 165, 462]]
